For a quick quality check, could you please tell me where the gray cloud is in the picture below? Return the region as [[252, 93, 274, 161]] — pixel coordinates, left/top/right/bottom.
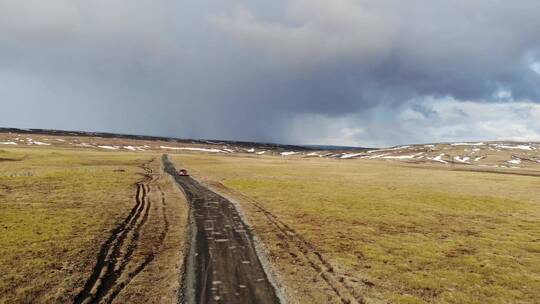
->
[[1, 0, 540, 146]]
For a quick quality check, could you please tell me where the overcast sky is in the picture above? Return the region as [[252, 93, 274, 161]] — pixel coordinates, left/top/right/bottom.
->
[[1, 1, 540, 147]]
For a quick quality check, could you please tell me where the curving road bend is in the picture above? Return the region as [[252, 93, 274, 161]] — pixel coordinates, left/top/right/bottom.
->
[[162, 155, 280, 304]]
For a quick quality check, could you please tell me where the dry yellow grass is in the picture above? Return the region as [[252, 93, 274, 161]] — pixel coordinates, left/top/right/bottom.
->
[[2, 141, 539, 303], [170, 153, 540, 304], [0, 147, 149, 303], [0, 147, 187, 304]]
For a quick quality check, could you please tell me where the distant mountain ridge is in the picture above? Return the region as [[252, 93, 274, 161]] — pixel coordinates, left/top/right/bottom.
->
[[0, 127, 365, 151]]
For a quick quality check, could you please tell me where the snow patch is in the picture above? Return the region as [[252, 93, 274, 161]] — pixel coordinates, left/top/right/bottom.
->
[[381, 152, 424, 160], [122, 146, 147, 152], [160, 146, 225, 153], [33, 141, 51, 146], [430, 154, 448, 163], [0, 141, 17, 145], [451, 142, 484, 146], [340, 153, 364, 159], [256, 151, 266, 155], [367, 146, 410, 153], [98, 145, 119, 150], [26, 138, 51, 146], [493, 144, 532, 150], [453, 156, 470, 163], [280, 151, 298, 156], [507, 158, 522, 164], [368, 153, 390, 159]]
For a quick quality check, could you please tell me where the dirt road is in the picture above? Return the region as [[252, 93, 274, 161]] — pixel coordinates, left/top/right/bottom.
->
[[163, 155, 280, 304]]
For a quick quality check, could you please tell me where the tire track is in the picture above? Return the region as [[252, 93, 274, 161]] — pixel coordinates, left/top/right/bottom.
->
[[157, 185, 171, 245], [74, 181, 147, 304], [251, 202, 362, 304], [209, 183, 364, 304], [74, 161, 157, 304], [113, 175, 153, 279], [104, 183, 172, 303]]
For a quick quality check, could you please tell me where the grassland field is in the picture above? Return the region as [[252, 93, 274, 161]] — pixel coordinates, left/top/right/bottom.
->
[[1, 143, 539, 304], [171, 153, 540, 304], [0, 146, 187, 304]]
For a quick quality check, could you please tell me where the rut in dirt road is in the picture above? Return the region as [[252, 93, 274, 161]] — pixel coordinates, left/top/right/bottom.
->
[[74, 160, 166, 304], [249, 201, 362, 304], [162, 155, 281, 304]]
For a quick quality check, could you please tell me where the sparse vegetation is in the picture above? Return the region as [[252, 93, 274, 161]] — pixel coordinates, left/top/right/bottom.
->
[[171, 153, 540, 304], [0, 147, 187, 303]]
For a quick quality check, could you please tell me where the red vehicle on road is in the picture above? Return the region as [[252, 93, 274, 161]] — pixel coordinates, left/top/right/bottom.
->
[[178, 169, 189, 176]]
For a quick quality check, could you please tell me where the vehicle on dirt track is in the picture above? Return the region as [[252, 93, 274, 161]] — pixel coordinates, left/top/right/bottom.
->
[[178, 169, 189, 176]]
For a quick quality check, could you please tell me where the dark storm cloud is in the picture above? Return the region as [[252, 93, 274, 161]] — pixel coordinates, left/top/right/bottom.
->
[[1, 0, 540, 146]]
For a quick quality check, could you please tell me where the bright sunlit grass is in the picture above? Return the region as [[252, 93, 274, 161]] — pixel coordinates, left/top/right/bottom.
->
[[0, 147, 151, 303], [171, 153, 540, 303]]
